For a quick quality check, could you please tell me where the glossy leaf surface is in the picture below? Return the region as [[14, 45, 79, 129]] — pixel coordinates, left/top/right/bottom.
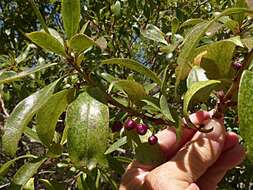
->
[[69, 34, 96, 54], [238, 70, 253, 162], [2, 79, 60, 155], [183, 80, 220, 114], [67, 92, 110, 167], [27, 32, 65, 56], [62, 0, 80, 39], [101, 58, 161, 85], [0, 63, 57, 84], [111, 80, 147, 103], [141, 24, 168, 45], [0, 155, 37, 176], [104, 136, 127, 155], [36, 89, 75, 147], [11, 158, 46, 188]]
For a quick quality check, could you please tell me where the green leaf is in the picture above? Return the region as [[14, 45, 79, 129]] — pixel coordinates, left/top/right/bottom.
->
[[2, 79, 60, 156], [238, 70, 253, 162], [11, 158, 46, 189], [101, 58, 161, 85], [176, 8, 253, 86], [0, 63, 57, 84], [141, 24, 168, 45], [176, 21, 208, 85], [195, 39, 239, 78], [171, 17, 180, 34], [111, 80, 147, 103], [104, 136, 127, 155], [24, 127, 41, 142], [180, 18, 204, 29], [160, 95, 175, 122], [62, 0, 80, 39], [111, 1, 121, 17], [242, 37, 253, 50], [27, 31, 65, 56], [23, 178, 34, 190], [67, 91, 110, 167], [36, 89, 75, 147], [69, 34, 96, 54], [0, 155, 37, 177], [39, 179, 56, 190], [135, 143, 165, 166], [183, 80, 220, 115]]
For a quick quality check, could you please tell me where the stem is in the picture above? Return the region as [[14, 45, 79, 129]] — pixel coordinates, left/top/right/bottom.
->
[[66, 57, 174, 126], [223, 50, 253, 102], [29, 0, 49, 33]]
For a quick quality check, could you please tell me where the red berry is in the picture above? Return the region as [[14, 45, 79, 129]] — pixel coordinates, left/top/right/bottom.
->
[[136, 123, 148, 135], [232, 62, 242, 70], [111, 121, 123, 132], [124, 119, 137, 130], [148, 135, 158, 145]]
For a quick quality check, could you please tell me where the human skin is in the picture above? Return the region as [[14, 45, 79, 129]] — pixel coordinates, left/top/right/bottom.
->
[[119, 112, 245, 190]]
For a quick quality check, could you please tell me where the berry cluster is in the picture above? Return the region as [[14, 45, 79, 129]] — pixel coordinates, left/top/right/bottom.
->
[[111, 119, 158, 145], [124, 119, 158, 145]]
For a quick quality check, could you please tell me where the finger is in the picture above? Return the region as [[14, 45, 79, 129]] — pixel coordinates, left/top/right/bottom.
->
[[222, 132, 239, 151], [157, 127, 196, 159], [145, 119, 225, 190], [185, 183, 200, 190], [196, 143, 245, 190]]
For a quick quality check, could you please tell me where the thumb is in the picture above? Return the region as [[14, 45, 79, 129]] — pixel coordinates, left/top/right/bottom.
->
[[145, 119, 225, 190]]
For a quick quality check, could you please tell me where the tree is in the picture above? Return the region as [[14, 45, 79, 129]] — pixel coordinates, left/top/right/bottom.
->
[[1, 0, 253, 189]]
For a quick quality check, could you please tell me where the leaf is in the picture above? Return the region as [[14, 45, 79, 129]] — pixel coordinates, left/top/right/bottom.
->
[[67, 91, 110, 167], [48, 28, 64, 46], [187, 66, 208, 88], [183, 80, 220, 114], [180, 18, 204, 29], [176, 8, 253, 86], [62, 0, 80, 39], [24, 127, 41, 142], [23, 178, 34, 190], [69, 34, 96, 54], [111, 80, 147, 103], [238, 70, 253, 162], [171, 17, 180, 34], [26, 31, 65, 56], [218, 16, 239, 32], [15, 44, 33, 64], [101, 58, 161, 85], [111, 1, 121, 17], [194, 39, 238, 78], [39, 179, 56, 190], [104, 136, 127, 155], [160, 95, 175, 122], [176, 21, 208, 85], [141, 24, 168, 45], [135, 143, 165, 166], [2, 79, 60, 156], [242, 37, 253, 50], [0, 63, 57, 84], [11, 158, 46, 189], [0, 155, 37, 177], [36, 89, 75, 147]]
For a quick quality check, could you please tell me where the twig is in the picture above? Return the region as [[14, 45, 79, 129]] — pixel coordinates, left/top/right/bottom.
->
[[223, 50, 253, 102], [0, 94, 9, 117], [66, 57, 175, 126]]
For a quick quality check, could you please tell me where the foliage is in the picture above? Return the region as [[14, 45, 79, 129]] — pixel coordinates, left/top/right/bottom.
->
[[1, 0, 253, 189]]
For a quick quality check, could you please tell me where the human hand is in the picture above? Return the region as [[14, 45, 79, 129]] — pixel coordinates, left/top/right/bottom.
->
[[119, 112, 245, 190]]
